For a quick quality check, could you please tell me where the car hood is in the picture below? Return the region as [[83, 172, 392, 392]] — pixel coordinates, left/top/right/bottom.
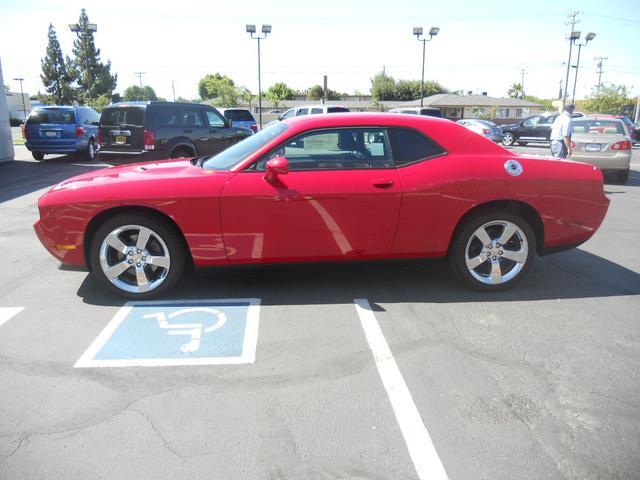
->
[[51, 158, 210, 192]]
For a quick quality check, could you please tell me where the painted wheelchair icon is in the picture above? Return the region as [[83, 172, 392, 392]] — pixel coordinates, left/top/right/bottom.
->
[[144, 308, 228, 353], [75, 299, 261, 368]]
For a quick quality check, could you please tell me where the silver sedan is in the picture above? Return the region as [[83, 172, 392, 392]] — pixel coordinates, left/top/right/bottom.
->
[[457, 119, 503, 142]]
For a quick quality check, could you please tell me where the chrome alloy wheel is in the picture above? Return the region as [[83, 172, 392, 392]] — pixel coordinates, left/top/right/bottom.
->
[[99, 224, 171, 294], [464, 220, 528, 285]]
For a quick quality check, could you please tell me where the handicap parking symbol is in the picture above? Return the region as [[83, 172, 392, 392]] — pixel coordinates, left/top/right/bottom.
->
[[75, 299, 260, 367]]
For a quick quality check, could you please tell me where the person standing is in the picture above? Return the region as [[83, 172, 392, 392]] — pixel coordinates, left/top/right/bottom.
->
[[550, 104, 575, 159]]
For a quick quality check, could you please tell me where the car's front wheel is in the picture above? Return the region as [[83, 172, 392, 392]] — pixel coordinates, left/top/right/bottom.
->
[[502, 133, 515, 146], [89, 213, 186, 298], [449, 211, 536, 291]]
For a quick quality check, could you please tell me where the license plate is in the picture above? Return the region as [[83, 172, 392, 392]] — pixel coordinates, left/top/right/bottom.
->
[[114, 135, 127, 144], [45, 131, 57, 137], [585, 143, 601, 152]]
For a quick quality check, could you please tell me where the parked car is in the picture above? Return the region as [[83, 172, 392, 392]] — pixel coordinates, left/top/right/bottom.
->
[[501, 112, 583, 146], [97, 102, 252, 164], [456, 119, 502, 142], [23, 106, 100, 161], [389, 107, 442, 118], [266, 105, 350, 128], [569, 117, 632, 182], [35, 113, 609, 298], [596, 114, 639, 143], [218, 108, 257, 133]]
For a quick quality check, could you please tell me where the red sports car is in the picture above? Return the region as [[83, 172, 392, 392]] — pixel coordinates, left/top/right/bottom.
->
[[34, 113, 610, 298]]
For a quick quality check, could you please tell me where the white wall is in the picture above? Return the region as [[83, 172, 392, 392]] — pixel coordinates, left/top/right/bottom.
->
[[0, 57, 16, 163]]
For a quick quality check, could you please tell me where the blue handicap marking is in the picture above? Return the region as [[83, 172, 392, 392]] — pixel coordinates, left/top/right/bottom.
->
[[75, 299, 261, 367]]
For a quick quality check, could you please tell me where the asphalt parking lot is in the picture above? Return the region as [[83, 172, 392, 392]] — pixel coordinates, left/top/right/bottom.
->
[[1, 143, 639, 480]]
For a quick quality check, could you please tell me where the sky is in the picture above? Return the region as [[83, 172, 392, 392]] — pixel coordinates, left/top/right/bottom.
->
[[1, 0, 639, 102]]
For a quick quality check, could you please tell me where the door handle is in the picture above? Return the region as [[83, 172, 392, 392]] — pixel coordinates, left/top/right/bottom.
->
[[371, 178, 394, 188], [183, 129, 193, 134]]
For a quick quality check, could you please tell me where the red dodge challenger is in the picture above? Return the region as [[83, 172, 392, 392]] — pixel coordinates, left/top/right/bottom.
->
[[34, 113, 610, 298]]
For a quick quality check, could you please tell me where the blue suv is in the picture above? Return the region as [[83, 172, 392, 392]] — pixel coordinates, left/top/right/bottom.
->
[[23, 106, 100, 161]]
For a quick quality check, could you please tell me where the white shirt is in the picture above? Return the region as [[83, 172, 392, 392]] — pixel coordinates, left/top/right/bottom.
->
[[550, 112, 573, 141]]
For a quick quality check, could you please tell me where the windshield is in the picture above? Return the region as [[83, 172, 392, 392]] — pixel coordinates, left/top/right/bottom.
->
[[572, 120, 625, 135], [203, 122, 288, 170]]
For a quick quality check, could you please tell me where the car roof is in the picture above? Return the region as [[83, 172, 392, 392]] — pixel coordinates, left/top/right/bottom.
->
[[576, 116, 624, 122], [33, 105, 77, 110], [106, 101, 213, 109]]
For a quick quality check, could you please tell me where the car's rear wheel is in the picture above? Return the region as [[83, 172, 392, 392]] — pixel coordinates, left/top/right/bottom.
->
[[32, 151, 44, 161], [502, 133, 515, 146], [89, 213, 186, 299], [86, 139, 96, 161], [449, 211, 536, 291], [171, 148, 193, 159]]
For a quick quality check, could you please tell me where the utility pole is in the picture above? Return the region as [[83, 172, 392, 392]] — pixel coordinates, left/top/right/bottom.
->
[[563, 11, 580, 107], [12, 77, 26, 121], [520, 68, 527, 96], [594, 56, 608, 94], [381, 66, 385, 110], [171, 80, 176, 102], [135, 72, 145, 89]]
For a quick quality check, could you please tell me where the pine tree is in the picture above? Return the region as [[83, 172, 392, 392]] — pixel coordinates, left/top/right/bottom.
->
[[40, 24, 75, 104], [70, 9, 117, 103]]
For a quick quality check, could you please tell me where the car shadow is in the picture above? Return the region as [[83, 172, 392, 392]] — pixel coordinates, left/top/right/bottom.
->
[[0, 156, 106, 203], [76, 248, 640, 308], [603, 167, 640, 187]]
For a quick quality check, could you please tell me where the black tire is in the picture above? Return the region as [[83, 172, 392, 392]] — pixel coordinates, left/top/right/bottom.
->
[[617, 169, 629, 183], [32, 151, 45, 161], [448, 211, 536, 291], [89, 213, 186, 299], [86, 138, 97, 161], [502, 133, 515, 146], [170, 147, 194, 159]]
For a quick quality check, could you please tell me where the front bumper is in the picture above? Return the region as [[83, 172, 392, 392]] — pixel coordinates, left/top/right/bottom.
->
[[34, 219, 86, 266]]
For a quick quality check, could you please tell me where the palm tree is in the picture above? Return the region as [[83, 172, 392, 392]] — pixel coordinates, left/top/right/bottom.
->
[[507, 83, 525, 99]]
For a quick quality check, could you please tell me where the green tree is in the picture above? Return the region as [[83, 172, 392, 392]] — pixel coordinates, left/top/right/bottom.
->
[[307, 85, 324, 100], [198, 73, 235, 99], [371, 72, 447, 101], [265, 82, 295, 108], [70, 8, 117, 103], [86, 94, 112, 112], [523, 95, 553, 110], [583, 83, 630, 114], [507, 83, 525, 99], [238, 87, 253, 108], [371, 72, 397, 101], [40, 24, 76, 104], [123, 85, 158, 101]]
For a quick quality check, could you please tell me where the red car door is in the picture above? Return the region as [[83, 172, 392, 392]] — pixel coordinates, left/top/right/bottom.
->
[[220, 127, 402, 264]]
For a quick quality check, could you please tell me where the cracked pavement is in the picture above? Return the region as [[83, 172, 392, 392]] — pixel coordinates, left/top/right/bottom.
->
[[0, 145, 639, 479]]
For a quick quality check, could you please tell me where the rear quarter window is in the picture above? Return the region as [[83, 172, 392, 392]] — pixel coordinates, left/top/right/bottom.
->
[[224, 110, 254, 121], [388, 128, 446, 166], [28, 109, 75, 124], [101, 108, 145, 127]]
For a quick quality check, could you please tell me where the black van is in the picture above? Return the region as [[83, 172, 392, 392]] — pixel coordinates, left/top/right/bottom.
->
[[97, 102, 252, 164]]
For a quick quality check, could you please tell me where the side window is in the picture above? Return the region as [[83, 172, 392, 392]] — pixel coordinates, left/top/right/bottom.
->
[[281, 109, 296, 120], [296, 108, 308, 116], [180, 108, 204, 127], [310, 108, 323, 114], [522, 116, 540, 127], [88, 109, 100, 125], [155, 106, 180, 127], [205, 109, 226, 127], [388, 128, 446, 167], [540, 116, 556, 125], [256, 128, 392, 171], [75, 109, 86, 124]]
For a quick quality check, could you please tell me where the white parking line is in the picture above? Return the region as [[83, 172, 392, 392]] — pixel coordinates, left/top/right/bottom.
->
[[354, 299, 449, 480], [0, 307, 24, 329]]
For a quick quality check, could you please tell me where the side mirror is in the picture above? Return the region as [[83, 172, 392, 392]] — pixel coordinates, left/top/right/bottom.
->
[[266, 156, 288, 175]]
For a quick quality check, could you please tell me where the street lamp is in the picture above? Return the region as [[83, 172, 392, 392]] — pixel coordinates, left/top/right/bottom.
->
[[69, 22, 97, 100], [246, 24, 272, 129], [413, 26, 439, 107], [12, 77, 27, 121], [562, 30, 581, 108], [571, 32, 596, 104]]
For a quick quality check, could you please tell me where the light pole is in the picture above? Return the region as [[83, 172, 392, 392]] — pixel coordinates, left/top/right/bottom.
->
[[246, 24, 271, 130], [571, 32, 595, 104], [413, 26, 439, 107], [69, 22, 97, 100], [13, 77, 26, 120], [562, 30, 580, 108]]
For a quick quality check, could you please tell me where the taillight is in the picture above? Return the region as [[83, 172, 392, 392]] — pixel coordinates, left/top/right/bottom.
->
[[251, 124, 258, 133], [75, 125, 85, 138], [21, 124, 27, 139], [143, 130, 155, 150], [612, 140, 631, 150], [482, 129, 490, 134]]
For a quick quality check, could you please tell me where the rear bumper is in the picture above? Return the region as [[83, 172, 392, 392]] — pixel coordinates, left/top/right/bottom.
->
[[97, 149, 169, 164], [571, 153, 631, 171], [25, 140, 87, 154]]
